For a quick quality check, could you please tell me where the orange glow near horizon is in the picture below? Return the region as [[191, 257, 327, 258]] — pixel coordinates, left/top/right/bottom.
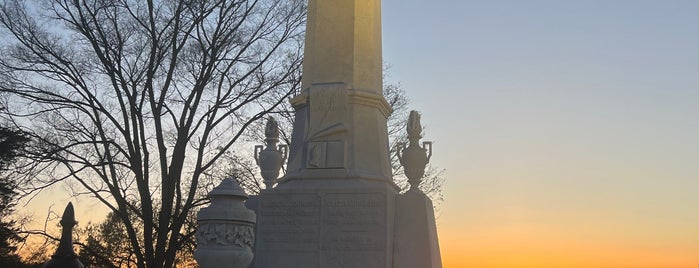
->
[[439, 223, 699, 268], [381, 0, 699, 266]]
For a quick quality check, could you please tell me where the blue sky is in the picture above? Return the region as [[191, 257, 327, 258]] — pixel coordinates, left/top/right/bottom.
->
[[383, 0, 699, 266]]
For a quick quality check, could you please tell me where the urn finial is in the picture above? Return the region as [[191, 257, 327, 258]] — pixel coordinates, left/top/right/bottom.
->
[[264, 116, 280, 144], [407, 110, 422, 140], [397, 111, 433, 192], [255, 117, 288, 189]]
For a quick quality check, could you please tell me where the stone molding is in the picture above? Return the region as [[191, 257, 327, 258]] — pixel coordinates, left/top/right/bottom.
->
[[290, 86, 392, 118]]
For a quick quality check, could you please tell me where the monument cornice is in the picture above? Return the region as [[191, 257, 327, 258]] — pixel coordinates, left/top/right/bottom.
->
[[289, 88, 392, 118], [288, 91, 308, 107], [347, 89, 393, 118]]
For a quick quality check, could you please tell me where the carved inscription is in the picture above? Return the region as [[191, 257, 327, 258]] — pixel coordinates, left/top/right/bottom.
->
[[309, 87, 348, 140], [307, 141, 345, 168], [256, 191, 387, 267], [257, 194, 321, 250], [322, 252, 385, 268], [321, 193, 386, 251], [312, 89, 347, 112]]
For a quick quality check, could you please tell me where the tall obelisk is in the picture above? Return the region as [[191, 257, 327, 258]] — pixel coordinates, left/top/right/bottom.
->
[[283, 0, 393, 183], [253, 0, 398, 267]]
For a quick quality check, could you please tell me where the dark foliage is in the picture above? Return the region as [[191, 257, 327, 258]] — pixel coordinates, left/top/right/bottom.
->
[[0, 126, 31, 267]]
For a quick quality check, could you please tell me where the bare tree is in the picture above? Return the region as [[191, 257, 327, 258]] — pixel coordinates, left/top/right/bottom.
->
[[0, 0, 305, 267]]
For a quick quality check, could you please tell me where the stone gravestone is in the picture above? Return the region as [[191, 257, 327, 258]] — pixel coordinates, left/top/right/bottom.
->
[[251, 0, 442, 267]]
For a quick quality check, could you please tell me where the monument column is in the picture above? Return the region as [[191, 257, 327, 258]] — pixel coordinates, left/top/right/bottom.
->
[[284, 0, 393, 183], [246, 0, 455, 266], [253, 1, 399, 267], [301, 0, 382, 91]]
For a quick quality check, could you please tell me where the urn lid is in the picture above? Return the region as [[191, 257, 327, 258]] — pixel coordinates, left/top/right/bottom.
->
[[264, 116, 280, 142], [208, 178, 248, 198]]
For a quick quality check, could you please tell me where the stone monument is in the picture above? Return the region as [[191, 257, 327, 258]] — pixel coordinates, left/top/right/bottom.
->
[[45, 202, 84, 268], [251, 0, 442, 267]]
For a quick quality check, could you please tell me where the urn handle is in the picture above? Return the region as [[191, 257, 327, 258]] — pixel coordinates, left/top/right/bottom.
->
[[279, 144, 288, 162], [254, 145, 264, 165], [396, 142, 406, 162], [423, 141, 432, 162]]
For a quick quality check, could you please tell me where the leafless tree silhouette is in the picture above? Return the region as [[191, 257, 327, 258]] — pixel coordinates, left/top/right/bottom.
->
[[0, 0, 305, 267]]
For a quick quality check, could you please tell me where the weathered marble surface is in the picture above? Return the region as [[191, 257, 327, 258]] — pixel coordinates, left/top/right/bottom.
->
[[393, 190, 443, 268], [283, 0, 392, 185], [251, 0, 442, 267], [254, 181, 396, 268]]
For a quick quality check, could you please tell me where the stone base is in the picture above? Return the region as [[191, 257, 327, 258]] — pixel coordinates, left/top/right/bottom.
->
[[252, 179, 397, 268], [393, 190, 442, 268]]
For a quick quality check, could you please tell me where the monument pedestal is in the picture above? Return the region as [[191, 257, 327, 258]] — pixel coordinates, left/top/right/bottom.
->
[[253, 180, 397, 268], [393, 190, 442, 268]]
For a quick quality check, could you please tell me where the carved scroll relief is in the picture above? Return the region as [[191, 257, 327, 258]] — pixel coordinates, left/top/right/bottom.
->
[[307, 84, 348, 169]]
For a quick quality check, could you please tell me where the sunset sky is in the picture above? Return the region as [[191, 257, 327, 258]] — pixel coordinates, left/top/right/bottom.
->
[[382, 0, 698, 267], [14, 0, 698, 267]]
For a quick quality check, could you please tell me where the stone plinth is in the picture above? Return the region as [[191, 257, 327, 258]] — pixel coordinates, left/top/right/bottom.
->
[[253, 180, 397, 268], [393, 190, 442, 268]]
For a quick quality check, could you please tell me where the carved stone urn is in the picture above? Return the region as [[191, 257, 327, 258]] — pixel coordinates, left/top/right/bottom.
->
[[254, 117, 287, 189], [397, 111, 433, 192], [194, 178, 256, 268]]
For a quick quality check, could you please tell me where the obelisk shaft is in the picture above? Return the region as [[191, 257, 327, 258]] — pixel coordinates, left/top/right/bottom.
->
[[254, 1, 401, 267], [301, 0, 382, 93], [284, 0, 393, 184]]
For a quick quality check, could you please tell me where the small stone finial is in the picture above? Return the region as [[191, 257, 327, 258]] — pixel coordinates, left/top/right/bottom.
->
[[208, 177, 248, 199], [397, 111, 433, 193], [264, 116, 280, 143], [407, 110, 422, 140], [45, 202, 84, 268], [255, 117, 287, 189]]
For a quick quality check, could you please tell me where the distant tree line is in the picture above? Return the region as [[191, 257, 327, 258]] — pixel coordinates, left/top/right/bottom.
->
[[0, 124, 43, 267]]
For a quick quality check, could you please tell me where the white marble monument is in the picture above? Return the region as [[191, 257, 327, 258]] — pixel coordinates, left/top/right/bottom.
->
[[252, 0, 442, 267]]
